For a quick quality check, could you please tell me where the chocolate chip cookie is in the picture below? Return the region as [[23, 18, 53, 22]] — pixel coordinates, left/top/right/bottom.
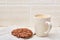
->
[[11, 28, 33, 38]]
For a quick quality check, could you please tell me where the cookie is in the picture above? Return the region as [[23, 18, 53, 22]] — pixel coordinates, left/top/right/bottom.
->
[[11, 28, 33, 38]]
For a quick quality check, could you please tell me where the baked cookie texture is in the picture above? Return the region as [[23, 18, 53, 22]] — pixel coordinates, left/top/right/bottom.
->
[[11, 28, 33, 38]]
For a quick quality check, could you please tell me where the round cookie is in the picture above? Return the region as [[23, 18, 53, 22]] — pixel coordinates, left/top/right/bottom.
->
[[11, 28, 33, 38]]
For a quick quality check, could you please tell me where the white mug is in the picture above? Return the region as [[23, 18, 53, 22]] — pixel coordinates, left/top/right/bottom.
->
[[34, 14, 52, 37]]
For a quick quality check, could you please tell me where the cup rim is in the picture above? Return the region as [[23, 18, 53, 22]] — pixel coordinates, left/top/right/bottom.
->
[[34, 14, 51, 19]]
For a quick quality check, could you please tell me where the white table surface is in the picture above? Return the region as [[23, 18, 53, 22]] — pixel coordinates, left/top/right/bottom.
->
[[0, 25, 60, 40]]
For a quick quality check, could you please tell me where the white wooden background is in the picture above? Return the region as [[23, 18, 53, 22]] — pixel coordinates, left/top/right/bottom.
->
[[0, 0, 60, 27]]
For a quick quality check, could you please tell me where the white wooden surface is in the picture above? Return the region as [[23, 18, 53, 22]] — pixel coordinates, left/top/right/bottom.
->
[[0, 0, 60, 27], [0, 25, 60, 40]]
